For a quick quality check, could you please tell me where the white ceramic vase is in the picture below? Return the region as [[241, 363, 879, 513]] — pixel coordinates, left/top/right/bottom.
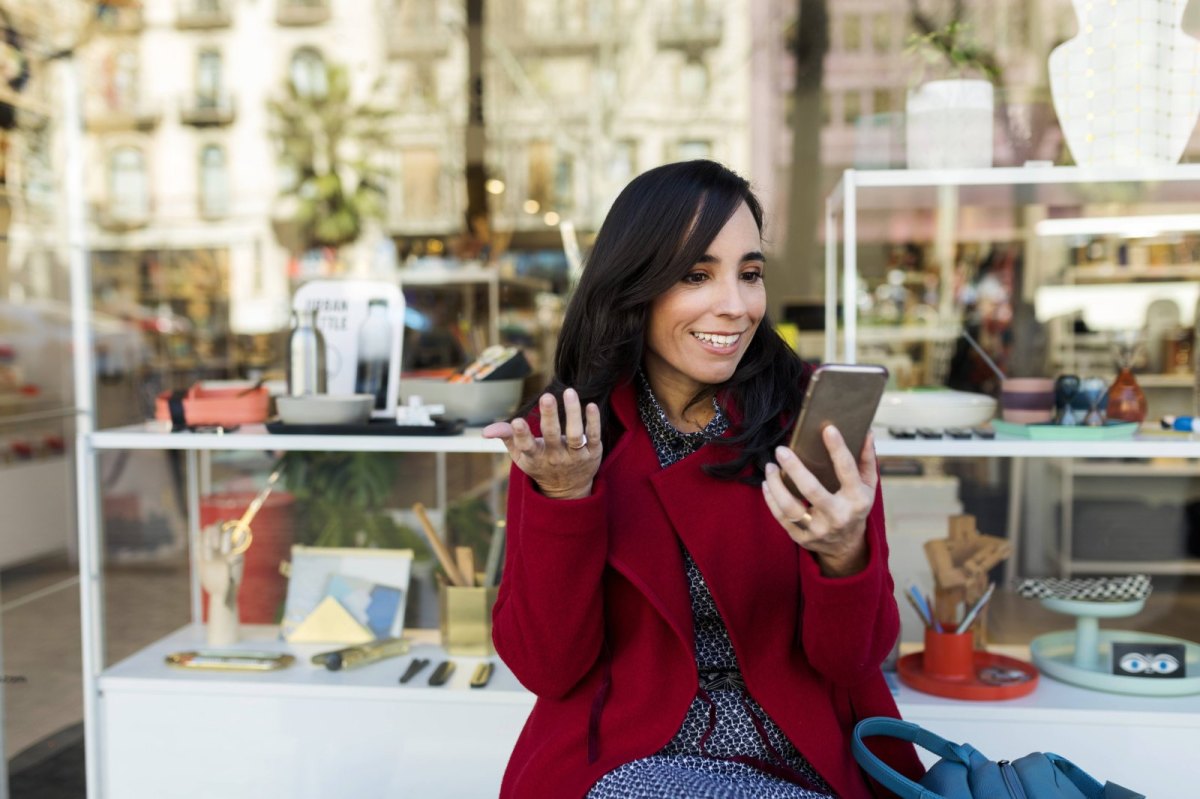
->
[[1049, 0, 1200, 167], [905, 79, 995, 169]]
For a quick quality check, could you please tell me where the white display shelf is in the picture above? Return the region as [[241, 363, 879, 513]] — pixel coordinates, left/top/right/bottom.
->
[[100, 626, 533, 799], [101, 624, 530, 705], [86, 423, 1200, 459], [831, 164, 1200, 192], [1051, 460, 1200, 478], [873, 429, 1200, 459], [106, 625, 1200, 721], [0, 405, 80, 427], [1065, 559, 1200, 576], [89, 422, 507, 454], [1064, 264, 1200, 282], [100, 627, 1196, 799]]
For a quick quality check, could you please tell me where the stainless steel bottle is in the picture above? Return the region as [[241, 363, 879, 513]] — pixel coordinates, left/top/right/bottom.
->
[[287, 308, 327, 396]]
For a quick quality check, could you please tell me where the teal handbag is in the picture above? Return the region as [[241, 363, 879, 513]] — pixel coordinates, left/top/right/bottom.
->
[[852, 718, 1144, 799]]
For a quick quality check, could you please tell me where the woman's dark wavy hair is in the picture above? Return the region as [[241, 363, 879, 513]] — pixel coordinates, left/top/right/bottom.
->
[[526, 159, 806, 482]]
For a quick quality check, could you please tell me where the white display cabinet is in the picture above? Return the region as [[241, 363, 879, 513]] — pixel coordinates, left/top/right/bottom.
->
[[821, 167, 1200, 795], [67, 166, 1200, 798], [825, 166, 1200, 577]]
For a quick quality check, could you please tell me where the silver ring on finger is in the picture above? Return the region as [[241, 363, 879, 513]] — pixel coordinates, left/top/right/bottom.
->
[[568, 434, 588, 450]]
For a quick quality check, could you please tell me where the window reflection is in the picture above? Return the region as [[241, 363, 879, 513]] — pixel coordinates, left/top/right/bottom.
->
[[289, 47, 327, 99], [110, 146, 148, 222], [197, 50, 223, 107], [200, 145, 229, 218]]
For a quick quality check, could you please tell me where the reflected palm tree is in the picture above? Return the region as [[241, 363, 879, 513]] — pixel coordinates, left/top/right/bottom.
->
[[266, 60, 394, 253]]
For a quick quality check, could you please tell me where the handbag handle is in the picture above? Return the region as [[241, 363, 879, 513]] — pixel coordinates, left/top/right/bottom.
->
[[852, 718, 975, 799], [854, 719, 1146, 799]]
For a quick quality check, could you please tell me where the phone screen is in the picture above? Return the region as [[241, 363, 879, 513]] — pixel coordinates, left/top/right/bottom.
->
[[785, 364, 888, 495]]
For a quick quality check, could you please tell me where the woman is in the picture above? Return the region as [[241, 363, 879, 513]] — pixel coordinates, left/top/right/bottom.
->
[[483, 160, 922, 798]]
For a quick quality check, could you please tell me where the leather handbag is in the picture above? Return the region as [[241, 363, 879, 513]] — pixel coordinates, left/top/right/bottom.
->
[[852, 717, 1144, 799]]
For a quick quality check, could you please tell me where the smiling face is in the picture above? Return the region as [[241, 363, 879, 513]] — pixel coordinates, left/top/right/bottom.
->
[[643, 201, 766, 424]]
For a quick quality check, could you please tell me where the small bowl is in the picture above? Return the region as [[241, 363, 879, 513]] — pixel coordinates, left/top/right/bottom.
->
[[401, 378, 524, 425], [873, 389, 998, 429], [1000, 378, 1055, 424], [276, 394, 375, 426]]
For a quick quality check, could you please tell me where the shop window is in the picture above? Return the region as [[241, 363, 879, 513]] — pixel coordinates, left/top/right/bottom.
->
[[110, 146, 148, 222], [401, 148, 442, 220], [200, 145, 229, 218], [197, 49, 223, 106], [290, 47, 327, 99]]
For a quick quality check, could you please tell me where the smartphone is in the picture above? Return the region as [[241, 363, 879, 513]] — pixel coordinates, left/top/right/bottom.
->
[[785, 364, 888, 496]]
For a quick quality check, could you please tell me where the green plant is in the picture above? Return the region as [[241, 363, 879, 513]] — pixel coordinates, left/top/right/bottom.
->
[[280, 451, 427, 552], [445, 495, 496, 566], [905, 20, 1003, 84], [266, 60, 394, 252]]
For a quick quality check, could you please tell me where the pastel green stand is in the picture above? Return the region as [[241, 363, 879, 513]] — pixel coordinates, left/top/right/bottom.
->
[[1030, 596, 1200, 696]]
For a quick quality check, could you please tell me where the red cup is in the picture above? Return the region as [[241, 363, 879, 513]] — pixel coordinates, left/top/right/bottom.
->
[[922, 628, 975, 680], [199, 491, 295, 623]]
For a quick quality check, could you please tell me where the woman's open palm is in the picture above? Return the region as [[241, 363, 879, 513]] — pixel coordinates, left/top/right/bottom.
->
[[483, 387, 603, 500]]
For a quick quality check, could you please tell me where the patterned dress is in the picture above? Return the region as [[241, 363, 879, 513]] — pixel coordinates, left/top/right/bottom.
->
[[586, 376, 837, 799]]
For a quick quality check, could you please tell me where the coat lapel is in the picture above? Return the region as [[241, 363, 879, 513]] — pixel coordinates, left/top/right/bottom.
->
[[649, 443, 801, 656], [603, 381, 693, 647]]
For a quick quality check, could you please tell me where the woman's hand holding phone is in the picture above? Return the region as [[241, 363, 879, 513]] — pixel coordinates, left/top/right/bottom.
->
[[483, 387, 603, 500], [761, 425, 878, 578]]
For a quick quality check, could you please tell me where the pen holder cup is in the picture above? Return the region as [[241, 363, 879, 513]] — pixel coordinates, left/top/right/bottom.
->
[[921, 628, 976, 680], [438, 581, 497, 656]]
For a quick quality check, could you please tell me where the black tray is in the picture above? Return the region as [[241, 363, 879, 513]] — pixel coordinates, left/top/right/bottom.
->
[[266, 418, 465, 436]]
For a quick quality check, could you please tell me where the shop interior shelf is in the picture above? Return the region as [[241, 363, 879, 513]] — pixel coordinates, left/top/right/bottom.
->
[[873, 429, 1200, 459], [98, 628, 1197, 796], [101, 625, 530, 705], [104, 624, 1200, 722], [88, 422, 508, 454], [87, 423, 1200, 459]]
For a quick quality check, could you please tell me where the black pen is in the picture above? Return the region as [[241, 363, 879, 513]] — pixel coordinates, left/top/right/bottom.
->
[[399, 658, 431, 684], [428, 659, 456, 686]]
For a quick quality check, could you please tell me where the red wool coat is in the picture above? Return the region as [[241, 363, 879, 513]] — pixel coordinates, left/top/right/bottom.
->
[[492, 378, 924, 798]]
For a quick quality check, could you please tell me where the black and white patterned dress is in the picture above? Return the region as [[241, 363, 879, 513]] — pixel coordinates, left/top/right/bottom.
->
[[586, 376, 837, 799]]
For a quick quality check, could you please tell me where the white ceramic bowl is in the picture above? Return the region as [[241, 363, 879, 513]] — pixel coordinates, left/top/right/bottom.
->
[[276, 394, 375, 426], [401, 378, 524, 425], [873, 389, 998, 429]]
